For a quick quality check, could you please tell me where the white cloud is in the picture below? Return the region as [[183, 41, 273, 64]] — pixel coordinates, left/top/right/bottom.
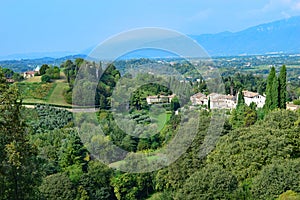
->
[[249, 0, 300, 19]]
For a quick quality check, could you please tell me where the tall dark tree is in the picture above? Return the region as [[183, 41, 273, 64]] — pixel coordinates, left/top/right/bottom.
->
[[270, 76, 279, 110], [236, 89, 245, 110], [170, 96, 180, 111], [59, 130, 89, 172], [63, 60, 75, 85], [279, 65, 287, 109], [39, 64, 50, 75], [265, 67, 276, 111]]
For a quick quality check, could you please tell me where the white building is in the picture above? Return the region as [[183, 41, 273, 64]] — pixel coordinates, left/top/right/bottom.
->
[[242, 90, 266, 108], [146, 94, 176, 105], [23, 71, 36, 79], [190, 92, 236, 109], [207, 93, 236, 109]]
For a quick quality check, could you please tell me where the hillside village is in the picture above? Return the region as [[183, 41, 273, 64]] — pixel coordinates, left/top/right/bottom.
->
[[190, 90, 266, 109], [145, 90, 267, 110], [7, 62, 300, 112], [189, 90, 300, 110]]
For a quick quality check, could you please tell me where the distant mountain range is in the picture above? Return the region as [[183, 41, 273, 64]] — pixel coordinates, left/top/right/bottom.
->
[[0, 55, 88, 72], [190, 16, 300, 56], [1, 16, 300, 61]]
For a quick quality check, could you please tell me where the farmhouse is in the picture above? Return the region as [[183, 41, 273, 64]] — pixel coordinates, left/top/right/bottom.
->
[[190, 92, 206, 105], [6, 78, 15, 83], [242, 90, 265, 108], [286, 103, 300, 111], [146, 94, 175, 105], [23, 71, 36, 79], [208, 93, 236, 109], [190, 92, 236, 109]]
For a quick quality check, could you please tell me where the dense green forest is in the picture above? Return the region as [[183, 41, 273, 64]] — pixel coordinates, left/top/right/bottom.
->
[[0, 60, 300, 200]]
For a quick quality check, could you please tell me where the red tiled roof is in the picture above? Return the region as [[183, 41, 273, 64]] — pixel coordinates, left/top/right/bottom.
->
[[25, 71, 35, 75], [243, 90, 259, 98]]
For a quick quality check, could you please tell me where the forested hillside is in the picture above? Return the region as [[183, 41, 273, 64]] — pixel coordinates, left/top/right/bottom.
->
[[0, 60, 300, 200]]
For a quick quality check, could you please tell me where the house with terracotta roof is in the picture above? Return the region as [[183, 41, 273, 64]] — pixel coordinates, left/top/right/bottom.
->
[[190, 92, 206, 105], [190, 90, 266, 110], [23, 71, 36, 79], [190, 92, 236, 109], [242, 90, 265, 108]]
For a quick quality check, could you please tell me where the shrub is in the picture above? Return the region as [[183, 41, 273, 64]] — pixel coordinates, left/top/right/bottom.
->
[[41, 74, 51, 83], [293, 99, 300, 105]]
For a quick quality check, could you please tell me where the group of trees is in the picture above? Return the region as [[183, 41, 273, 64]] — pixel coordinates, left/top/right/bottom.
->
[[222, 73, 266, 96], [228, 65, 287, 130], [22, 101, 116, 199], [0, 69, 41, 200], [96, 109, 179, 153], [265, 65, 287, 110], [39, 64, 60, 83], [0, 67, 23, 81], [62, 59, 120, 107], [230, 90, 258, 129]]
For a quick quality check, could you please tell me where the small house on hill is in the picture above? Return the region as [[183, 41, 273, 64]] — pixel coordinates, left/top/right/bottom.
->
[[23, 71, 36, 79], [6, 78, 15, 83], [146, 94, 175, 105], [242, 90, 265, 108], [208, 93, 236, 109], [190, 92, 236, 109], [190, 92, 206, 105], [286, 103, 300, 111]]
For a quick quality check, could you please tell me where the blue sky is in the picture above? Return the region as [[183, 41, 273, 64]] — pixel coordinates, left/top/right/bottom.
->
[[1, 0, 300, 57]]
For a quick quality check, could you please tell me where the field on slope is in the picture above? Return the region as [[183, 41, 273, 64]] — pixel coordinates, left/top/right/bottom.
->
[[18, 71, 71, 106]]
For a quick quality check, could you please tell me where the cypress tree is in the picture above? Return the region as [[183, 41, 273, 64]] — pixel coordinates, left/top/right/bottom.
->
[[270, 76, 279, 110], [237, 89, 245, 110], [265, 67, 276, 111], [279, 65, 287, 109]]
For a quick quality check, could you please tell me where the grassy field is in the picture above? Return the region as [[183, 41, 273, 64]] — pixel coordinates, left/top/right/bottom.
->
[[17, 82, 57, 104], [19, 71, 71, 106], [23, 76, 41, 83], [150, 111, 172, 131], [151, 113, 171, 131], [48, 82, 70, 106], [47, 71, 71, 106]]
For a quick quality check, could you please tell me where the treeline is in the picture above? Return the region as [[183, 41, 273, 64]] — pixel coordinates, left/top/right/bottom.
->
[[222, 73, 266, 95], [0, 66, 23, 81], [62, 58, 120, 108]]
